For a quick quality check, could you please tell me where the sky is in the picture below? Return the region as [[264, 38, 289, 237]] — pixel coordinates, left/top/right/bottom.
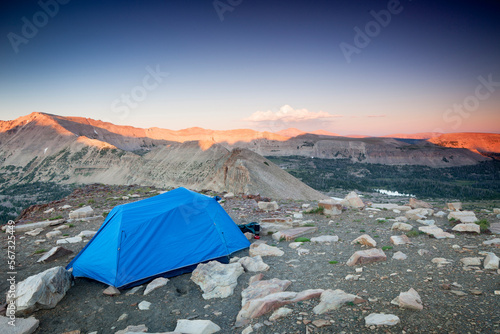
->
[[0, 0, 499, 136]]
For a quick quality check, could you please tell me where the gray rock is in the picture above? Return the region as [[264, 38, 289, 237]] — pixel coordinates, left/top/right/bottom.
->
[[144, 277, 169, 295], [483, 238, 500, 246], [460, 257, 482, 267], [395, 288, 423, 310], [174, 319, 221, 334], [390, 235, 411, 245], [365, 313, 400, 326], [341, 191, 365, 208], [191, 261, 244, 299], [69, 205, 94, 219], [37, 246, 73, 263], [419, 226, 455, 239], [313, 289, 356, 314], [238, 256, 270, 272], [56, 236, 83, 244], [7, 266, 71, 315], [0, 316, 39, 334], [114, 324, 148, 334], [77, 230, 97, 238], [417, 219, 435, 226], [257, 201, 279, 212], [406, 208, 433, 220], [45, 230, 62, 239]]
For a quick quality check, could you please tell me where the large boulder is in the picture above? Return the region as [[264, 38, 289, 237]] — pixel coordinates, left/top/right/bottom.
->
[[406, 208, 433, 221], [341, 191, 365, 209], [257, 201, 279, 212], [408, 198, 432, 209], [238, 256, 270, 272], [392, 288, 423, 310], [191, 261, 244, 299], [7, 266, 71, 315], [249, 243, 284, 257], [448, 211, 478, 223], [318, 199, 342, 215], [452, 223, 480, 234], [351, 234, 377, 247], [69, 205, 94, 219], [419, 226, 455, 239]]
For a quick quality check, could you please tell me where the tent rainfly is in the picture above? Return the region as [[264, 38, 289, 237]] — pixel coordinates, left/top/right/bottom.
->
[[66, 187, 250, 289]]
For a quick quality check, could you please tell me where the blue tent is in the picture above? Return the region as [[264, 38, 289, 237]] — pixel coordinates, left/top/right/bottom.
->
[[66, 187, 250, 289]]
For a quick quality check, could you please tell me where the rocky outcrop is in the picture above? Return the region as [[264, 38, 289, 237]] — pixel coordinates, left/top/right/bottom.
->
[[191, 261, 244, 300]]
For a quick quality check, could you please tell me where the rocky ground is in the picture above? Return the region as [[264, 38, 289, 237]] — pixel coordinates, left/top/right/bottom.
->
[[1, 184, 500, 334]]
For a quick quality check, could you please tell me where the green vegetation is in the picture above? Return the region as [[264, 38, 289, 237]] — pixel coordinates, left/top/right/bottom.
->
[[406, 230, 419, 237], [266, 156, 500, 200], [302, 223, 315, 227], [49, 215, 63, 221], [328, 260, 339, 264], [476, 219, 490, 232], [102, 212, 109, 218], [359, 229, 366, 232], [305, 206, 324, 214], [34, 249, 47, 254], [88, 199, 95, 204], [67, 223, 75, 228], [294, 237, 311, 242], [382, 245, 393, 251]]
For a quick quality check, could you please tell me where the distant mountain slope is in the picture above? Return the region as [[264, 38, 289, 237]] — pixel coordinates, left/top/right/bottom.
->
[[428, 132, 500, 159], [276, 128, 340, 138], [382, 132, 443, 139], [0, 113, 326, 200]]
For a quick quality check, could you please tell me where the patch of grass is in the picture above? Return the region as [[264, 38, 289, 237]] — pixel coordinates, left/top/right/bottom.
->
[[359, 229, 366, 233], [66, 223, 75, 228], [87, 199, 95, 204], [373, 235, 380, 238], [78, 203, 85, 207], [382, 245, 393, 251], [385, 217, 395, 220], [449, 217, 457, 222], [475, 219, 490, 232], [49, 215, 63, 221], [328, 260, 339, 264], [305, 206, 324, 214], [102, 212, 109, 218], [406, 230, 419, 238], [353, 219, 362, 222], [34, 249, 47, 254], [377, 219, 387, 224], [294, 237, 311, 242], [302, 223, 315, 227], [63, 234, 69, 236]]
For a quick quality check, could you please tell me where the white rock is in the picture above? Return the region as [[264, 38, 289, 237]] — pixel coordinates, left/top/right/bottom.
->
[[419, 226, 455, 239], [56, 236, 82, 244], [45, 230, 62, 239], [371, 203, 398, 210], [69, 205, 94, 219], [391, 222, 413, 231], [395, 216, 409, 223], [25, 228, 44, 236], [269, 307, 293, 321], [138, 301, 151, 310], [392, 251, 407, 260], [43, 208, 54, 214], [447, 202, 462, 211], [313, 289, 356, 314], [293, 212, 303, 219], [434, 211, 447, 218], [310, 235, 339, 243], [249, 243, 284, 257], [345, 274, 360, 281], [365, 313, 400, 326], [223, 192, 234, 199], [396, 288, 423, 310], [0, 315, 39, 334], [297, 248, 310, 256], [417, 219, 435, 226], [144, 277, 169, 295], [483, 238, 500, 246], [7, 266, 71, 315], [191, 261, 244, 299], [452, 223, 480, 234], [289, 242, 303, 249], [406, 208, 432, 220], [448, 211, 478, 224], [390, 235, 411, 245], [53, 225, 69, 231], [59, 204, 72, 209], [341, 191, 365, 208], [241, 325, 254, 334], [77, 230, 97, 238], [238, 256, 270, 272], [484, 252, 499, 270], [174, 319, 221, 334], [432, 258, 453, 265], [257, 201, 279, 212]]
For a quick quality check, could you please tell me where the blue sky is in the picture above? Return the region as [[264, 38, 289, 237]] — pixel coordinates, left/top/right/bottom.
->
[[1, 0, 499, 136]]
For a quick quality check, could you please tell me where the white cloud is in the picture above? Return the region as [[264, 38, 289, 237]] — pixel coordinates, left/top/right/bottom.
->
[[244, 105, 342, 123]]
